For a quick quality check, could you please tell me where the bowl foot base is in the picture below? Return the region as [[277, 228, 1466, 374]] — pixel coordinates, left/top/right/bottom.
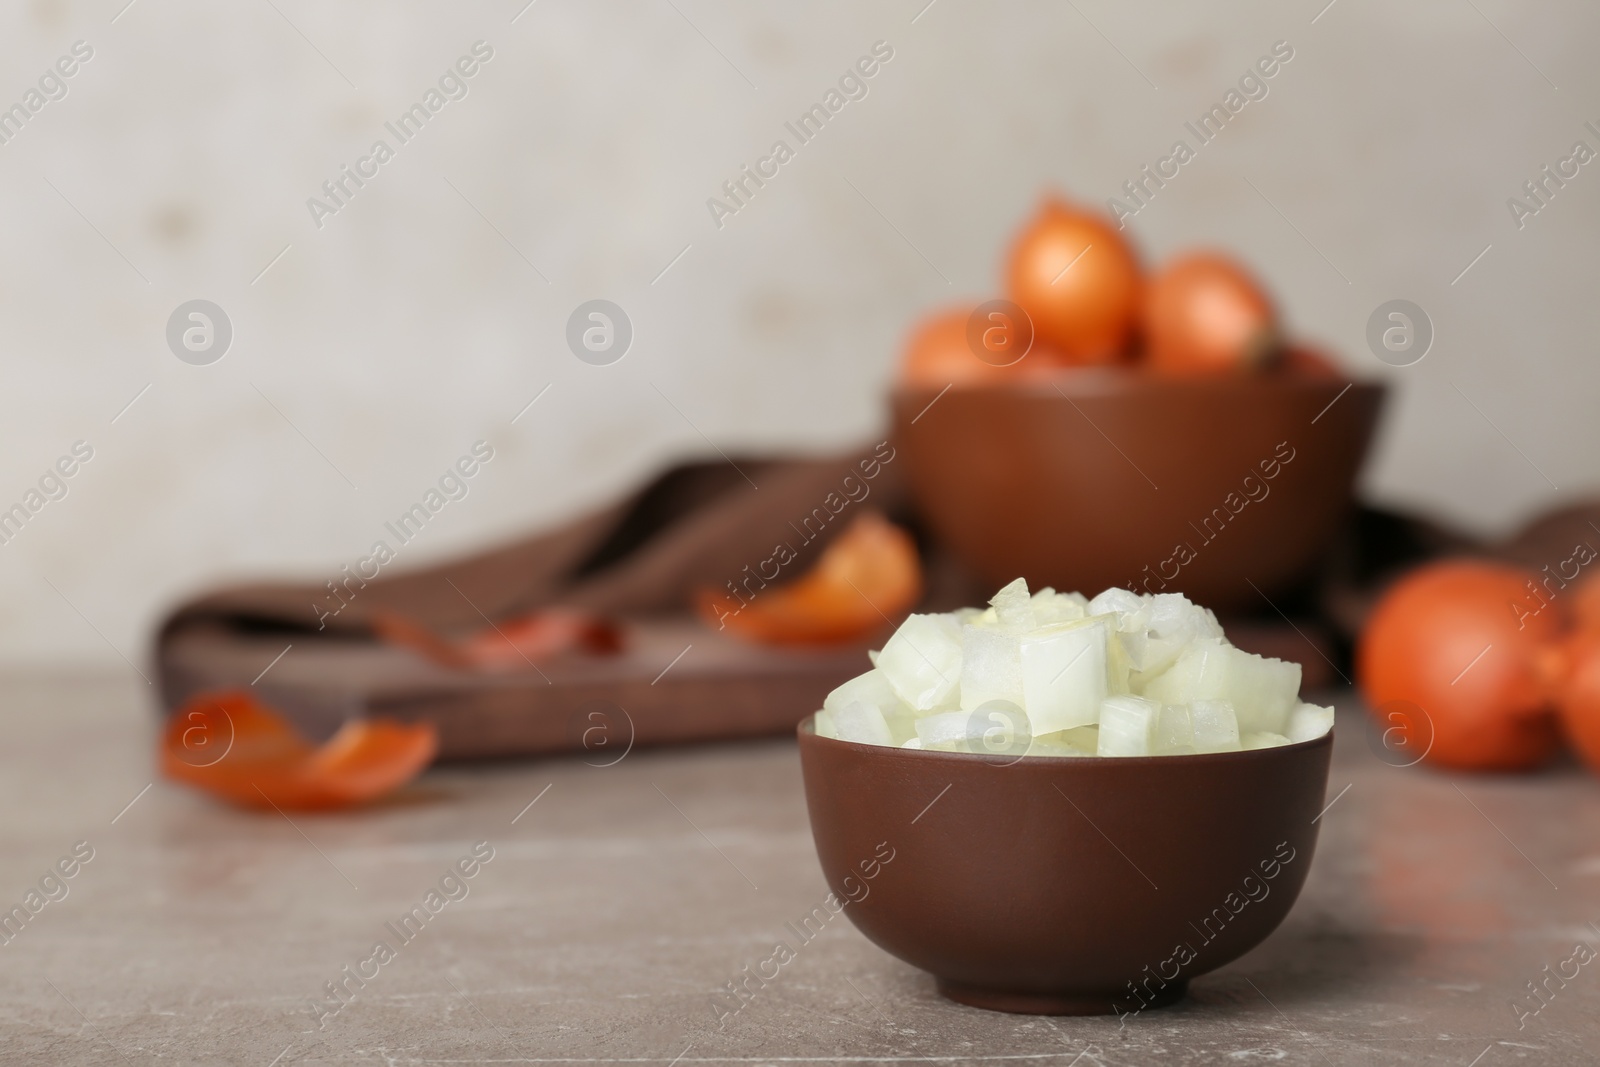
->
[[936, 978, 1188, 1016]]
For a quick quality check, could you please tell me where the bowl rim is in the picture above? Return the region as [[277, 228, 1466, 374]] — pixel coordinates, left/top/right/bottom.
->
[[889, 367, 1384, 402], [797, 711, 1333, 766]]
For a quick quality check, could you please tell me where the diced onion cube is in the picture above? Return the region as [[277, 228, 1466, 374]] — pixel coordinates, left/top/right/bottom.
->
[[876, 614, 963, 712], [883, 709, 919, 746], [823, 668, 901, 716], [914, 709, 981, 747], [1242, 731, 1292, 750], [1285, 702, 1335, 743], [989, 577, 1035, 633], [1140, 640, 1300, 736], [1057, 725, 1099, 750], [915, 702, 1030, 756], [1154, 704, 1195, 755], [1088, 588, 1151, 632], [959, 625, 1024, 709], [1026, 725, 1099, 757], [1031, 587, 1089, 627], [1190, 699, 1242, 753], [1097, 695, 1161, 757], [1021, 618, 1110, 735], [832, 701, 895, 747], [1123, 592, 1224, 675]]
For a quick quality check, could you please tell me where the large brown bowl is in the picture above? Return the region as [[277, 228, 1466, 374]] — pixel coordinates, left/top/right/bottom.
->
[[891, 367, 1385, 612], [797, 719, 1332, 1015]]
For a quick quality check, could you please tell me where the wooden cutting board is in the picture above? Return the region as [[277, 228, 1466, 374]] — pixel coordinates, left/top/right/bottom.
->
[[158, 617, 869, 761]]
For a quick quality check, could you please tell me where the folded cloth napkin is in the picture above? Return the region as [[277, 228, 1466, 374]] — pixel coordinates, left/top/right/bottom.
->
[[154, 444, 913, 759]]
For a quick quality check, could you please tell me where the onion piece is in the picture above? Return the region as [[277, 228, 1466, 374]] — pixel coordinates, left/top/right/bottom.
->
[[959, 625, 1025, 710], [832, 701, 895, 747], [877, 613, 963, 712], [1286, 702, 1335, 743], [1141, 640, 1300, 735], [1097, 695, 1160, 757], [1191, 699, 1242, 753], [1021, 618, 1111, 734]]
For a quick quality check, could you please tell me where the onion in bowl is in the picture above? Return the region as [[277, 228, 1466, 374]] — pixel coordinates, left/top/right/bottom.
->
[[814, 578, 1332, 758]]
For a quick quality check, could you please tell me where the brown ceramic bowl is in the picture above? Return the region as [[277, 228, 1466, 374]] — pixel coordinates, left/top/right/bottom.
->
[[891, 363, 1385, 612], [797, 719, 1332, 1015]]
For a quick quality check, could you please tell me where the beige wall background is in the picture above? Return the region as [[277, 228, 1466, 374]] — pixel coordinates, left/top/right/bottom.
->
[[0, 0, 1594, 666]]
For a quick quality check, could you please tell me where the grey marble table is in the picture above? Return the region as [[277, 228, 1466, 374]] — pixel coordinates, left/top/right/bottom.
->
[[0, 673, 1592, 1065]]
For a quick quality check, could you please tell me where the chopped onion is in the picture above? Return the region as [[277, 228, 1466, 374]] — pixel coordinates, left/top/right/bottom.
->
[[876, 613, 963, 712], [989, 576, 1036, 633], [914, 709, 984, 747], [1031, 587, 1089, 627], [959, 625, 1024, 710], [1190, 699, 1242, 753], [814, 581, 1330, 757], [1286, 702, 1335, 744], [1154, 703, 1196, 755], [832, 700, 894, 747], [1097, 695, 1161, 757], [1140, 640, 1300, 736], [1027, 725, 1099, 757], [823, 668, 901, 716], [1021, 618, 1110, 735]]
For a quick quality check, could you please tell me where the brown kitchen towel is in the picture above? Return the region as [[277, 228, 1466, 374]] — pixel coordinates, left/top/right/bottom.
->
[[155, 442, 912, 759]]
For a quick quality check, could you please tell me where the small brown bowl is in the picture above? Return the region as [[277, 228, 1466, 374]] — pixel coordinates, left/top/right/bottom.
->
[[797, 718, 1332, 1015], [891, 361, 1385, 612]]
